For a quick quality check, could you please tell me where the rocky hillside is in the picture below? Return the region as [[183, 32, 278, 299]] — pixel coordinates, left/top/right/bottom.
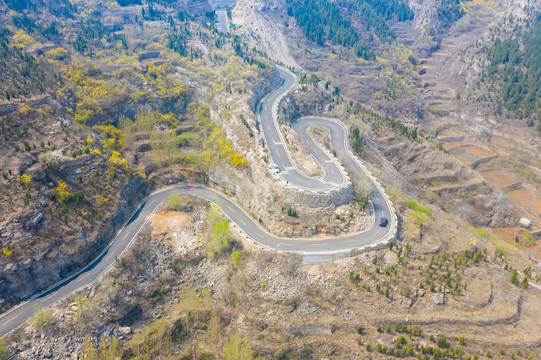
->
[[3, 179, 541, 359], [0, 0, 274, 310]]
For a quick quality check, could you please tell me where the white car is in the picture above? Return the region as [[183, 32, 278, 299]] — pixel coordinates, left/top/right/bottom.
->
[[273, 164, 280, 174]]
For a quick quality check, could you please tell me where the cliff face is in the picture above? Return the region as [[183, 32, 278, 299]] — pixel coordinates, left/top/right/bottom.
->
[[248, 66, 282, 114], [278, 90, 334, 122], [0, 159, 147, 308]]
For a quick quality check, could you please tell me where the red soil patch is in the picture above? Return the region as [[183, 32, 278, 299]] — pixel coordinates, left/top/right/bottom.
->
[[491, 227, 541, 260], [509, 189, 541, 218], [491, 227, 520, 244], [464, 146, 497, 159], [442, 141, 477, 151], [151, 211, 194, 248], [482, 170, 518, 188], [152, 211, 191, 233]]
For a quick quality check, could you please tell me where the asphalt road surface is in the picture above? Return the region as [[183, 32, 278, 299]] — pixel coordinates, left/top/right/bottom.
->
[[258, 70, 347, 191], [0, 67, 395, 337]]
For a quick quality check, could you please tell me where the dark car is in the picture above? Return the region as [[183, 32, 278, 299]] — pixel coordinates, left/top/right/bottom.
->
[[379, 217, 388, 227]]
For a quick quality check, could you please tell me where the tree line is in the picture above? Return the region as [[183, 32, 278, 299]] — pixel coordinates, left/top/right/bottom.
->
[[3, 0, 74, 18], [484, 13, 541, 131], [288, 0, 414, 58], [343, 0, 414, 42], [287, 0, 376, 60]]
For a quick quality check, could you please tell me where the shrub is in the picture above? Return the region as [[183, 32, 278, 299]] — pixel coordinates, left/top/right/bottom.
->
[[2, 247, 13, 257], [176, 132, 199, 146], [208, 220, 230, 257], [0, 338, 7, 360], [208, 205, 227, 227], [511, 269, 519, 285], [32, 306, 53, 330], [231, 250, 242, 268], [437, 336, 447, 348], [522, 231, 535, 245], [230, 152, 246, 167], [166, 193, 190, 212], [39, 150, 65, 169], [223, 335, 255, 360], [287, 206, 297, 217], [55, 182, 75, 204], [71, 295, 98, 334]]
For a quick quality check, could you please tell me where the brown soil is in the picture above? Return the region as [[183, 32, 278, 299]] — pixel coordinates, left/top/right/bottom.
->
[[151, 211, 202, 251], [463, 146, 497, 159], [151, 211, 192, 235], [509, 189, 541, 219], [491, 227, 521, 244], [491, 226, 541, 260], [482, 170, 519, 188]]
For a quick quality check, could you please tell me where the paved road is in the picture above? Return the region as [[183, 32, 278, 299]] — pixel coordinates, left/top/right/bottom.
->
[[259, 70, 347, 191], [0, 67, 395, 337]]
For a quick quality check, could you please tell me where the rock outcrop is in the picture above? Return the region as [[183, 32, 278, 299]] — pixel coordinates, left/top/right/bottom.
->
[[248, 66, 282, 114], [0, 174, 147, 308]]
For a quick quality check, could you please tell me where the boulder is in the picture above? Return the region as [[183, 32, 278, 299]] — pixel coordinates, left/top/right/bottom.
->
[[520, 217, 531, 228]]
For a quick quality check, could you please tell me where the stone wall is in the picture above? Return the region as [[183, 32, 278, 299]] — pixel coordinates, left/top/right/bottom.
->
[[208, 166, 355, 211]]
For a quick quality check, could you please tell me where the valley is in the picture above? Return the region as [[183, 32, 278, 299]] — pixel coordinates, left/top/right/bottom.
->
[[0, 0, 541, 359]]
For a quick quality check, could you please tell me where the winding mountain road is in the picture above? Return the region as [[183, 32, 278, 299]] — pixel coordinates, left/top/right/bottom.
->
[[0, 67, 396, 337]]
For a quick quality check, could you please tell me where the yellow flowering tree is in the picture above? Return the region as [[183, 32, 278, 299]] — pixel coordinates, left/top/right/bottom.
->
[[55, 182, 75, 204]]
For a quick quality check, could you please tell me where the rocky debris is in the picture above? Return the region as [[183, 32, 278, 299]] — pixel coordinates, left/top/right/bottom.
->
[[31, 212, 44, 227], [17, 154, 36, 175], [118, 326, 131, 335], [291, 324, 333, 337], [159, 171, 186, 185], [0, 218, 33, 247], [232, 0, 300, 68], [0, 102, 17, 115], [135, 143, 151, 153], [432, 287, 447, 306]]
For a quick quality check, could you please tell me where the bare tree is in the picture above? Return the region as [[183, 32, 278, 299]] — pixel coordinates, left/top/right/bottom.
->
[[354, 172, 372, 202]]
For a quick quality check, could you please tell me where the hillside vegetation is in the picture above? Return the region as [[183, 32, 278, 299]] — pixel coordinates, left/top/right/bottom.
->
[[0, 0, 271, 310], [484, 14, 541, 129]]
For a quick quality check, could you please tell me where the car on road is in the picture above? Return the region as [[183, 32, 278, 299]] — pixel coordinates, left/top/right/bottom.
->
[[379, 217, 388, 227], [273, 164, 280, 174]]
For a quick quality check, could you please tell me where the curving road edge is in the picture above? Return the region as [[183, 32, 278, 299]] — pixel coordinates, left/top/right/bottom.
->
[[0, 67, 397, 337]]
